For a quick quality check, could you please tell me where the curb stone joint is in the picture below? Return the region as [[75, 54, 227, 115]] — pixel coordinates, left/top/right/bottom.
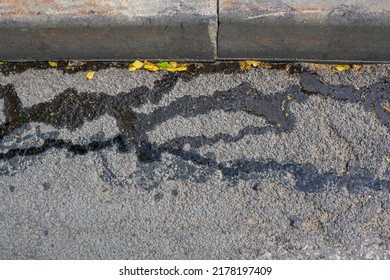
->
[[0, 0, 389, 62]]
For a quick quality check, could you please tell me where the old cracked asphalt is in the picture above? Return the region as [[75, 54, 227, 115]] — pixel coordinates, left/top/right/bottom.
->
[[0, 63, 389, 259]]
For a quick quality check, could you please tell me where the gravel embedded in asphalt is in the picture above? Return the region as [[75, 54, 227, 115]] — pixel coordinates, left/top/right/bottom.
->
[[0, 64, 389, 259]]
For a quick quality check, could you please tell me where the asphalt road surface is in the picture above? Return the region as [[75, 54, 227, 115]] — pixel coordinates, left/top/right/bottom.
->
[[0, 63, 389, 259]]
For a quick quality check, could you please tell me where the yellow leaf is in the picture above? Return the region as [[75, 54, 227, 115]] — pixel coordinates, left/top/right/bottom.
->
[[249, 61, 260, 67], [166, 66, 187, 72], [239, 60, 272, 70], [48, 61, 58, 67], [250, 61, 272, 69], [128, 66, 137, 71], [239, 61, 249, 70], [382, 104, 390, 113], [142, 60, 160, 71], [353, 64, 363, 71], [335, 65, 351, 71], [175, 66, 187, 72], [169, 61, 178, 68], [143, 60, 153, 66], [143, 64, 159, 72], [281, 100, 286, 111], [131, 60, 144, 69], [86, 71, 95, 80]]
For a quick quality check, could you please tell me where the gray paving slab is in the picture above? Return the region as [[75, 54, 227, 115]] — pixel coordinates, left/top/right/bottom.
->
[[0, 64, 389, 259]]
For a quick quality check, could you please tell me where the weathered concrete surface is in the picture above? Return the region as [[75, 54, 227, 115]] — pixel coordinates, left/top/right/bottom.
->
[[0, 0, 218, 61], [219, 0, 390, 62], [0, 64, 389, 259], [3, 1, 390, 61]]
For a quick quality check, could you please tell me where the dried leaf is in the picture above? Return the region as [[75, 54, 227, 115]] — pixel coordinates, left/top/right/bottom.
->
[[131, 60, 144, 69], [142, 60, 160, 71], [166, 66, 188, 72], [48, 61, 58, 67], [128, 60, 187, 72], [66, 61, 75, 69], [239, 61, 249, 70], [143, 60, 153, 66], [251, 61, 272, 69], [169, 61, 178, 68], [382, 104, 390, 113], [335, 65, 351, 71], [86, 71, 95, 80], [143, 64, 160, 72], [175, 66, 187, 72], [281, 100, 286, 111], [353, 64, 363, 71], [240, 60, 272, 70]]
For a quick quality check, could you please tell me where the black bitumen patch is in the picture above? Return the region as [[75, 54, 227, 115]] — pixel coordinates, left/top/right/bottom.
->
[[0, 76, 298, 155], [0, 135, 129, 160], [219, 159, 390, 192], [300, 72, 390, 130], [0, 70, 389, 193]]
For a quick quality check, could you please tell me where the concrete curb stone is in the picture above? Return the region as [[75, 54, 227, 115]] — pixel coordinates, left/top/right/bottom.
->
[[0, 0, 218, 61], [1, 0, 390, 62], [219, 0, 390, 62]]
